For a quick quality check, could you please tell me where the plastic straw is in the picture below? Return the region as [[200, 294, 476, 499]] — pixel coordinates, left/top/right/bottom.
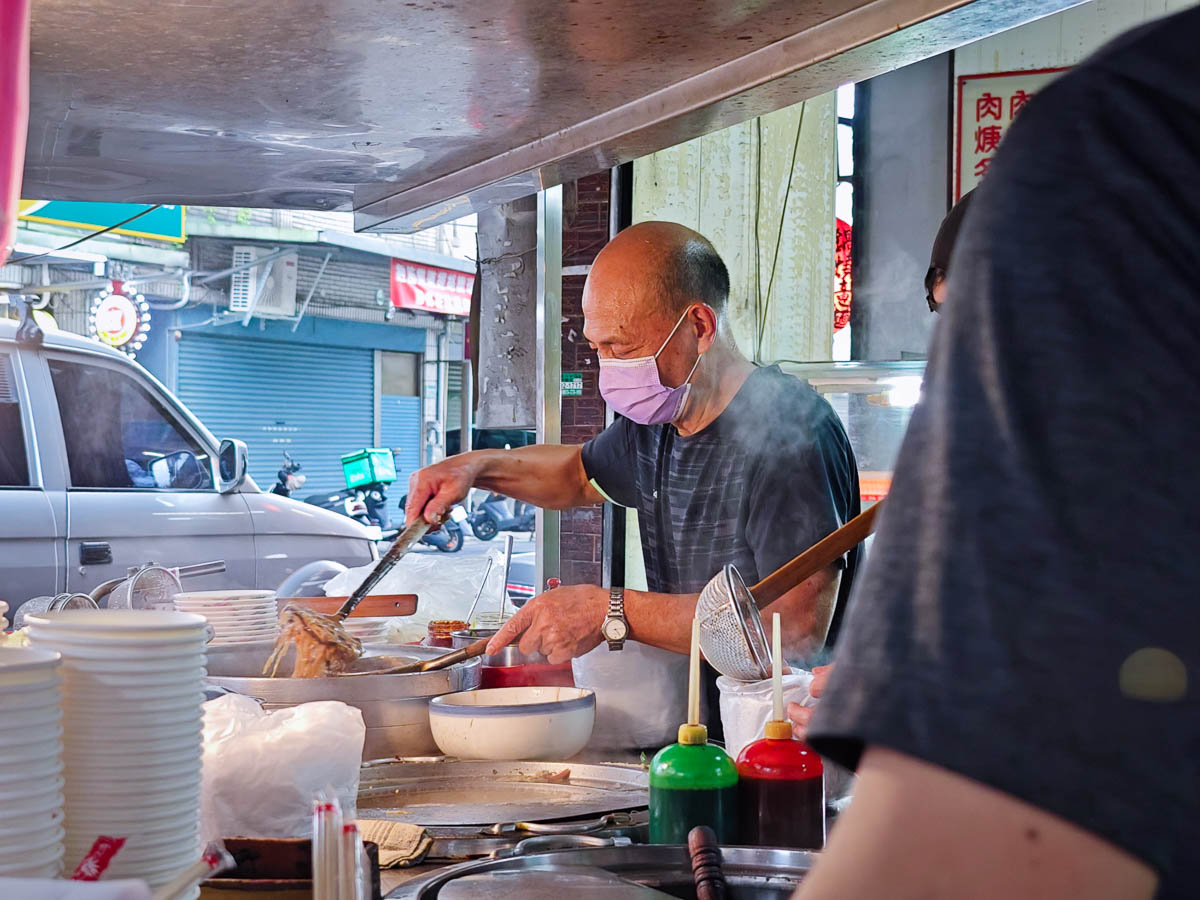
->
[[150, 841, 235, 900], [338, 823, 362, 900], [688, 616, 701, 727], [772, 612, 783, 723], [312, 793, 342, 900]]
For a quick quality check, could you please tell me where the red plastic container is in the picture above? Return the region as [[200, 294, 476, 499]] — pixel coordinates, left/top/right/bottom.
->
[[735, 722, 825, 849], [479, 663, 575, 688]]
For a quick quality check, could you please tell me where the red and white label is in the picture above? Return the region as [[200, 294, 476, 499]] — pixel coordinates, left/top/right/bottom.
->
[[72, 836, 126, 881]]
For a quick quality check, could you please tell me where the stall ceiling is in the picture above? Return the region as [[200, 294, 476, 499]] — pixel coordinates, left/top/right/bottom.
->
[[24, 0, 1079, 233]]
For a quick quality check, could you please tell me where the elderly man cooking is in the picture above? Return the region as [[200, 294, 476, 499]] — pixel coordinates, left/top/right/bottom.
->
[[406, 221, 859, 722]]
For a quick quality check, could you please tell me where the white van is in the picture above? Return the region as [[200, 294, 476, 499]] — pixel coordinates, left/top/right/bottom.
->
[[0, 318, 376, 619]]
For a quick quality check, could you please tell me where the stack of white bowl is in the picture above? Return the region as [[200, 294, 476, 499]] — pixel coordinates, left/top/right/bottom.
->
[[173, 590, 279, 644], [25, 610, 207, 891], [342, 616, 390, 644], [0, 647, 65, 878]]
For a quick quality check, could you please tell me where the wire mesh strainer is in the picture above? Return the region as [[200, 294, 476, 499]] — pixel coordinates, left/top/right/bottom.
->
[[695, 564, 771, 682], [106, 565, 183, 610]]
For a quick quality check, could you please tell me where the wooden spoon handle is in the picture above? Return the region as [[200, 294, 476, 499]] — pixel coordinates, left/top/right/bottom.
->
[[750, 502, 882, 607], [418, 636, 491, 672]]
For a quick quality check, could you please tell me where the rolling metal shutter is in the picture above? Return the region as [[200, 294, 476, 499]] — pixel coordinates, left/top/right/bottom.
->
[[177, 334, 374, 496], [380, 395, 422, 487]]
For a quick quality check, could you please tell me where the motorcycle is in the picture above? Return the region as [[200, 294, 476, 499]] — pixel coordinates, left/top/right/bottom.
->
[[468, 492, 536, 541], [270, 452, 307, 497], [396, 495, 468, 553], [276, 452, 465, 552]]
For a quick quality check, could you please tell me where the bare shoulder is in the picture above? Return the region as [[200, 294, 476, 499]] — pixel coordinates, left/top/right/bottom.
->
[[795, 747, 1157, 900]]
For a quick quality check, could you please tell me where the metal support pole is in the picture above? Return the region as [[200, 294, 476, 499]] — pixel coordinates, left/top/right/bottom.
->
[[601, 164, 630, 591], [460, 358, 474, 453], [535, 186, 563, 590]]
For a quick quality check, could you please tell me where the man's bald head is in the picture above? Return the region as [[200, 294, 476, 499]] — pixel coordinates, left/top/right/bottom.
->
[[587, 222, 730, 323]]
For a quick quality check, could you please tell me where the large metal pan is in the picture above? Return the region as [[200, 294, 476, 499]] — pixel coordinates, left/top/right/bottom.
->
[[387, 843, 814, 898], [206, 642, 481, 760]]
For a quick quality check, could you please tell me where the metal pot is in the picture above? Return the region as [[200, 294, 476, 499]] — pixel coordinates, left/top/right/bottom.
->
[[205, 642, 481, 760], [451, 628, 547, 667], [388, 842, 815, 898]]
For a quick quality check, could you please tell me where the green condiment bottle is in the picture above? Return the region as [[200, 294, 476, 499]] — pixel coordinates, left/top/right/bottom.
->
[[649, 721, 738, 844], [648, 617, 738, 844]]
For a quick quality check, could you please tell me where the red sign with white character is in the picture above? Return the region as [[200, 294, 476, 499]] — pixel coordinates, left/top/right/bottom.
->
[[955, 67, 1068, 201], [391, 260, 474, 317]]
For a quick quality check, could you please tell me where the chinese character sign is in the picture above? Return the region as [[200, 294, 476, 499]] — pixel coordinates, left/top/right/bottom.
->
[[956, 67, 1068, 201], [834, 218, 852, 332], [390, 260, 475, 316]]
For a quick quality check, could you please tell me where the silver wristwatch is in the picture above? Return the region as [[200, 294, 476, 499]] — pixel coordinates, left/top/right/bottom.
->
[[601, 586, 628, 651]]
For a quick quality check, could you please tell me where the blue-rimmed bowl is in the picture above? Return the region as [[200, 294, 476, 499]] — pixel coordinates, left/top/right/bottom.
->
[[428, 686, 596, 761]]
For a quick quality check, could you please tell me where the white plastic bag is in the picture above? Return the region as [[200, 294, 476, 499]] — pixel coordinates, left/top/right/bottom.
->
[[572, 641, 703, 750], [201, 694, 365, 838], [324, 549, 509, 641], [717, 671, 815, 762]]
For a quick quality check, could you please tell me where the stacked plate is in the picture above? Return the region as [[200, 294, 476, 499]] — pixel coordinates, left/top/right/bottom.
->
[[173, 590, 279, 644], [0, 647, 65, 878], [342, 616, 391, 644], [25, 610, 207, 891]]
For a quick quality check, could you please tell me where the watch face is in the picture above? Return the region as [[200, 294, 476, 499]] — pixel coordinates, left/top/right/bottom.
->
[[602, 618, 628, 641]]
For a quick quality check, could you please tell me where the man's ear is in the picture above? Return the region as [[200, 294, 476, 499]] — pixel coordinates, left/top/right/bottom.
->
[[691, 303, 719, 353]]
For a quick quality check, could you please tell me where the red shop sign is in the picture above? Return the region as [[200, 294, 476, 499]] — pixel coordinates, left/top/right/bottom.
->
[[391, 260, 474, 317]]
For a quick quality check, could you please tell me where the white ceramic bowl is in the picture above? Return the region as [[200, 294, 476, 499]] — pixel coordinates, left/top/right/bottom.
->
[[428, 686, 596, 761], [0, 757, 62, 786], [174, 596, 274, 606], [0, 686, 61, 713], [25, 609, 208, 638], [0, 724, 63, 749], [0, 647, 61, 687]]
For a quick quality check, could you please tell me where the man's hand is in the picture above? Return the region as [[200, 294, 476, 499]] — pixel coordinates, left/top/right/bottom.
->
[[404, 455, 481, 526], [787, 663, 834, 742], [486, 584, 608, 664]]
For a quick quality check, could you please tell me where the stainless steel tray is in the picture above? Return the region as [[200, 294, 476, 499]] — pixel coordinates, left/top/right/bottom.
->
[[358, 759, 648, 827], [387, 844, 814, 899]]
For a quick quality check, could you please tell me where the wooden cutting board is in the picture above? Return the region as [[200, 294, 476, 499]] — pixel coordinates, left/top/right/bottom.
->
[[275, 595, 418, 617]]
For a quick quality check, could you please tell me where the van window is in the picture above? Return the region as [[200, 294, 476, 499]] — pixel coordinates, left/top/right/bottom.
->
[[49, 358, 213, 490], [0, 354, 30, 486]]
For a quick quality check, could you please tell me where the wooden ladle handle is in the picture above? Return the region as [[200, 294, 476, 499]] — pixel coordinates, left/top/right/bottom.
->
[[750, 502, 882, 607]]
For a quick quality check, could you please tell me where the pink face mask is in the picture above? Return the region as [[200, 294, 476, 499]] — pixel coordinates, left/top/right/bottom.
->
[[597, 307, 705, 425]]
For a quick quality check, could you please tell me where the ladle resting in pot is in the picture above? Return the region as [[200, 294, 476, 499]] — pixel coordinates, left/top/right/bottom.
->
[[264, 519, 432, 677]]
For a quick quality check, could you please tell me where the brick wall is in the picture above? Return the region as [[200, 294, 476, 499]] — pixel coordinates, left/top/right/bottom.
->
[[558, 172, 611, 586]]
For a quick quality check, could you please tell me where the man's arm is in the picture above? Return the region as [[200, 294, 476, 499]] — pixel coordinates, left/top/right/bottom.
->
[[795, 747, 1157, 900], [486, 566, 839, 662], [405, 444, 602, 525]]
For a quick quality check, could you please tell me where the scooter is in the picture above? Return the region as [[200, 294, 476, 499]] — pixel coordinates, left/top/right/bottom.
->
[[468, 492, 536, 541], [396, 495, 467, 552]]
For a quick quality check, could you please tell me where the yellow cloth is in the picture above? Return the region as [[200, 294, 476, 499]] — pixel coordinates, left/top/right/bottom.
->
[[356, 819, 432, 868]]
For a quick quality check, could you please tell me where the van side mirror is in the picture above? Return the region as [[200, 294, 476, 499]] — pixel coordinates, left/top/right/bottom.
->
[[217, 439, 249, 493]]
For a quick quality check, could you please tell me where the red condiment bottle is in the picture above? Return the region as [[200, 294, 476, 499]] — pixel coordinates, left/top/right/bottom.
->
[[735, 720, 824, 849], [734, 612, 825, 849]]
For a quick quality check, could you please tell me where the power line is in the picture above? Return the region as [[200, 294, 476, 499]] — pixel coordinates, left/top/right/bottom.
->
[[8, 204, 163, 264]]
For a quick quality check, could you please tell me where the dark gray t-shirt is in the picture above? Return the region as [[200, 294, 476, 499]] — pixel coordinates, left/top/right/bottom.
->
[[583, 365, 861, 729], [809, 9, 1200, 895]]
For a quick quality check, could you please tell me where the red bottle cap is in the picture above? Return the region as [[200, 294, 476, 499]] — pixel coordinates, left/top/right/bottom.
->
[[736, 732, 823, 782]]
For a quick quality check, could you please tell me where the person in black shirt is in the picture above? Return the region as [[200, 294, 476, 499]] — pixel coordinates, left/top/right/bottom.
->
[[924, 189, 974, 312], [799, 8, 1200, 898], [406, 222, 859, 707]]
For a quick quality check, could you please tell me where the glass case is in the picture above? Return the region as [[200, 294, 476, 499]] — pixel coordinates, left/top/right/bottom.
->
[[781, 360, 926, 506]]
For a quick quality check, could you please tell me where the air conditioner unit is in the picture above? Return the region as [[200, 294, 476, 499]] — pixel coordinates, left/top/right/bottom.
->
[[228, 247, 298, 318]]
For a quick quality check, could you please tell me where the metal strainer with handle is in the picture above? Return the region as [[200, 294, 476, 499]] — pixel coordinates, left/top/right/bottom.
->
[[696, 503, 883, 681]]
